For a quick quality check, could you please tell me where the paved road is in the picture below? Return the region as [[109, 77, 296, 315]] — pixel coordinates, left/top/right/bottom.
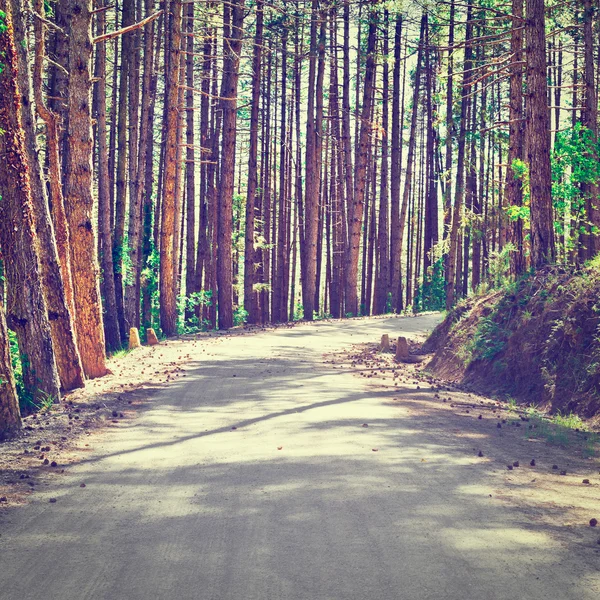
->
[[1, 315, 598, 599]]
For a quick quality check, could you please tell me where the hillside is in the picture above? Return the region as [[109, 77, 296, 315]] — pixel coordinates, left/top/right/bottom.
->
[[424, 261, 600, 424]]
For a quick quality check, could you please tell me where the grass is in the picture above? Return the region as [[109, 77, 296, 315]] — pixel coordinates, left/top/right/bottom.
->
[[522, 405, 598, 456], [108, 347, 132, 360]]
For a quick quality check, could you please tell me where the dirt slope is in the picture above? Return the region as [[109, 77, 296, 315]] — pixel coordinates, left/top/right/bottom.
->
[[425, 264, 600, 423]]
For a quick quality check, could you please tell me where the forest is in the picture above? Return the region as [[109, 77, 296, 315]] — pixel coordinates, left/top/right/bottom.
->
[[1, 0, 600, 439]]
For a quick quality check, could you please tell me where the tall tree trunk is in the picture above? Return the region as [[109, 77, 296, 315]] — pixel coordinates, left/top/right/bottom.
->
[[183, 0, 196, 322], [525, 0, 555, 268], [113, 0, 135, 343], [443, 0, 455, 240], [124, 0, 156, 331], [0, 4, 62, 402], [301, 0, 321, 321], [159, 0, 183, 336], [389, 14, 403, 309], [345, 3, 378, 317], [63, 0, 108, 378], [374, 10, 390, 315], [217, 0, 245, 329], [446, 2, 473, 310], [275, 30, 289, 323], [582, 0, 599, 259], [244, 0, 263, 324], [94, 0, 123, 352], [507, 0, 525, 276], [12, 0, 85, 390], [396, 13, 426, 311]]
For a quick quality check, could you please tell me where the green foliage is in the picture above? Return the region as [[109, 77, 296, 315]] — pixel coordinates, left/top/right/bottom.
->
[[467, 316, 507, 362], [487, 242, 515, 289], [178, 289, 213, 333], [7, 330, 52, 415], [551, 124, 600, 251], [141, 248, 160, 329], [414, 257, 445, 312], [233, 306, 248, 326]]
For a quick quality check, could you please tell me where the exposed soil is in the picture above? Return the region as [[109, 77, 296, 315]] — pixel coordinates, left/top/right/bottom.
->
[[424, 265, 600, 423]]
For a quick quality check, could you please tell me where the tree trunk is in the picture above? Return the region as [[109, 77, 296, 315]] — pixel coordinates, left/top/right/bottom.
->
[[446, 2, 473, 310], [159, 0, 183, 336], [374, 10, 390, 315], [63, 0, 108, 377], [389, 14, 403, 309], [12, 0, 85, 390], [0, 5, 62, 402], [345, 3, 378, 317], [244, 0, 263, 324], [507, 0, 526, 276], [582, 0, 599, 259], [94, 0, 123, 352], [301, 0, 321, 321], [396, 13, 426, 311], [525, 0, 555, 268], [217, 0, 245, 329]]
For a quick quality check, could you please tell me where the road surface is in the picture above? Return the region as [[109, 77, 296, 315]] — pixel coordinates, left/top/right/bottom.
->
[[1, 315, 598, 599]]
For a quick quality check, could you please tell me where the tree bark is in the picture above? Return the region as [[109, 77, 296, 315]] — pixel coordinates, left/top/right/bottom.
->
[[345, 3, 378, 317], [0, 4, 62, 402], [507, 0, 526, 276], [159, 0, 183, 336], [217, 0, 245, 329], [12, 0, 85, 390], [94, 0, 123, 352], [63, 0, 108, 377], [582, 0, 599, 259], [525, 0, 555, 268]]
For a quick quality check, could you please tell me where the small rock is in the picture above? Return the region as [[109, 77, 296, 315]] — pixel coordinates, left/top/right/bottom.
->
[[146, 328, 160, 346], [380, 334, 390, 352], [395, 337, 409, 361], [128, 327, 141, 350]]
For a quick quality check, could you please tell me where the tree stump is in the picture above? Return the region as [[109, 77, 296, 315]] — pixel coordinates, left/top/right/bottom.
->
[[380, 334, 390, 352], [395, 336, 409, 361], [146, 328, 160, 346], [128, 327, 141, 350]]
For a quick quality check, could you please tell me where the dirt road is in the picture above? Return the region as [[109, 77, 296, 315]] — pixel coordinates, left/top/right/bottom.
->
[[1, 315, 598, 599]]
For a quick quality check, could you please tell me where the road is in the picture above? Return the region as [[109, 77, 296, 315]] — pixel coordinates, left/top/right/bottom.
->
[[1, 314, 598, 599]]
